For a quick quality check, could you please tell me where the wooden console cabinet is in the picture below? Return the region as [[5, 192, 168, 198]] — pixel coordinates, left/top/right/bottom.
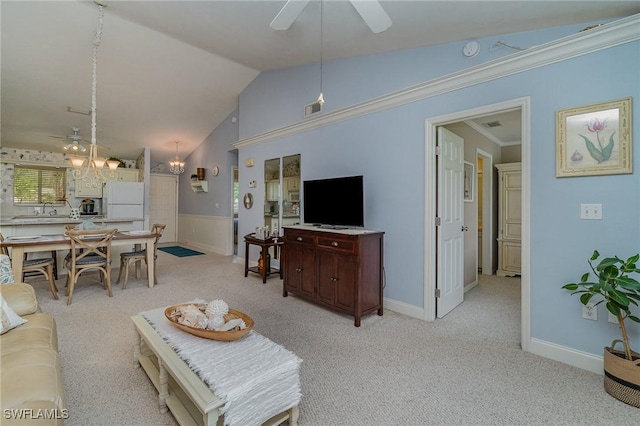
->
[[283, 226, 384, 327]]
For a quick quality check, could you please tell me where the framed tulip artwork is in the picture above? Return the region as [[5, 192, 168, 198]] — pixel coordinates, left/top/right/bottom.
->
[[556, 97, 632, 177]]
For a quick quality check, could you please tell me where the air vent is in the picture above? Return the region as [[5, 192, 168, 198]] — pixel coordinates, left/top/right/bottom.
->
[[304, 101, 323, 117], [483, 121, 503, 128]]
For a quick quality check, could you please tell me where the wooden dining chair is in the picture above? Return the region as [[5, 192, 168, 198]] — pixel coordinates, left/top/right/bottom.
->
[[64, 228, 117, 305], [0, 232, 59, 299], [116, 224, 166, 289]]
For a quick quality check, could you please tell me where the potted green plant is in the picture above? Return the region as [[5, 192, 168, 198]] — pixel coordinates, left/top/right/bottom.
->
[[562, 250, 640, 407]]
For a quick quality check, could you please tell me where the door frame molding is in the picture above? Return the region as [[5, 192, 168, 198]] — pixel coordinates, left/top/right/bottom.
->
[[424, 96, 531, 351], [476, 148, 494, 276]]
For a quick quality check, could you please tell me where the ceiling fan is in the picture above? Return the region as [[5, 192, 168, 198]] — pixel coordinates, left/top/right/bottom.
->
[[270, 0, 392, 34], [50, 127, 110, 152]]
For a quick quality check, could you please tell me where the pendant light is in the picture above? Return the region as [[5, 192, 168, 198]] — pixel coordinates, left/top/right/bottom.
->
[[68, 1, 117, 180], [317, 0, 325, 106]]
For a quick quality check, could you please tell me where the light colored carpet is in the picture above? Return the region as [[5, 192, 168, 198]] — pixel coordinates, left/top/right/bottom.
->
[[27, 249, 639, 425]]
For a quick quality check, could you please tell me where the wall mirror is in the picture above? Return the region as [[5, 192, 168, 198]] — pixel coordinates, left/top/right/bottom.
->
[[243, 193, 253, 209], [264, 154, 300, 236]]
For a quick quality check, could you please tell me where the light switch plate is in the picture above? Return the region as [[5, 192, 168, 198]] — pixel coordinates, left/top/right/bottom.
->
[[580, 204, 602, 220]]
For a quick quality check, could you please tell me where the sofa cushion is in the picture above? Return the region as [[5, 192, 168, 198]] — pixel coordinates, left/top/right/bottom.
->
[[1, 313, 58, 355], [1, 294, 26, 335], [0, 348, 66, 421], [0, 283, 38, 316]]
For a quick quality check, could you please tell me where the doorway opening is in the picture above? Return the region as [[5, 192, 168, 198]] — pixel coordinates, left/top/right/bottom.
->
[[424, 97, 531, 351], [233, 165, 239, 256]]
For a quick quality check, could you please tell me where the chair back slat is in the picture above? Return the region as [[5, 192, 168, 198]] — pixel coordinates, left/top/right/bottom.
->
[[66, 229, 117, 265], [151, 224, 167, 256], [0, 233, 10, 257]]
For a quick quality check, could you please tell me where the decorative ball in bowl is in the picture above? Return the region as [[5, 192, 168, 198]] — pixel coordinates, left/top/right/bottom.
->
[[164, 303, 254, 341]]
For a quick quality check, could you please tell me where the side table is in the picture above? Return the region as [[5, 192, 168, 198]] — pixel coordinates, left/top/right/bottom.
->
[[244, 233, 284, 283]]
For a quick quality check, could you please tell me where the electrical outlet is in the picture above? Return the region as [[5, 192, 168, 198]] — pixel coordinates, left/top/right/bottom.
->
[[608, 312, 618, 324], [582, 303, 597, 320]]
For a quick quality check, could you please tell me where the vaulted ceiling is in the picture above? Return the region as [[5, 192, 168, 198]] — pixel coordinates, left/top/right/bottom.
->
[[2, 1, 638, 163]]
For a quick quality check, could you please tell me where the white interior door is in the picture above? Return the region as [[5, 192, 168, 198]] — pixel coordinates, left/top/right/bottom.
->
[[437, 127, 465, 317], [149, 174, 178, 243]]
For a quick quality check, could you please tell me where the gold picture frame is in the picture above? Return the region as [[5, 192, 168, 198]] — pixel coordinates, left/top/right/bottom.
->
[[556, 97, 632, 177]]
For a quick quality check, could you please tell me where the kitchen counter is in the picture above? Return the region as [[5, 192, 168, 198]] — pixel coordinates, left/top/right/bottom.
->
[[0, 216, 142, 226]]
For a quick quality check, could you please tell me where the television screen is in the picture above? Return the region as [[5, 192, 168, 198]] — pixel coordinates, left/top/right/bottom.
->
[[303, 175, 364, 228]]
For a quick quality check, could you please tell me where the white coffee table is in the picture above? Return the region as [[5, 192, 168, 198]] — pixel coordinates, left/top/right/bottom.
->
[[131, 314, 299, 426]]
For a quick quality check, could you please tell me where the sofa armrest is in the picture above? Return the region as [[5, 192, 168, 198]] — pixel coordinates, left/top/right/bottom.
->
[[0, 283, 38, 316]]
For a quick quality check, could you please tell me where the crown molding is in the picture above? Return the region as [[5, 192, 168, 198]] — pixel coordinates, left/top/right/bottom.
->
[[234, 14, 639, 149]]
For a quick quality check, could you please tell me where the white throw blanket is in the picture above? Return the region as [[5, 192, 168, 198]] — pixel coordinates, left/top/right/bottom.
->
[[142, 307, 302, 426]]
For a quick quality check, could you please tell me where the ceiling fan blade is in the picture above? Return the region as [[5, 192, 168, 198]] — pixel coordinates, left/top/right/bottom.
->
[[270, 0, 310, 30], [350, 0, 392, 34]]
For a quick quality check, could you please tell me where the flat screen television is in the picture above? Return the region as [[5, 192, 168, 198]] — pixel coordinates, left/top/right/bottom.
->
[[303, 175, 364, 228]]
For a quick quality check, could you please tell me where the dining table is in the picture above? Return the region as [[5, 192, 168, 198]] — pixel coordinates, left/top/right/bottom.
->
[[0, 231, 159, 288]]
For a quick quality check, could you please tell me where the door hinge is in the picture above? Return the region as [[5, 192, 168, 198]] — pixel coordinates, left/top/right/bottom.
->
[[435, 217, 442, 226], [435, 288, 441, 298], [435, 146, 441, 156]]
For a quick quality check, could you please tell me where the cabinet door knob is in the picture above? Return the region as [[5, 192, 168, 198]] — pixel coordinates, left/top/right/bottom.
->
[[331, 241, 339, 247], [330, 277, 337, 282], [296, 237, 303, 242], [295, 267, 302, 272]]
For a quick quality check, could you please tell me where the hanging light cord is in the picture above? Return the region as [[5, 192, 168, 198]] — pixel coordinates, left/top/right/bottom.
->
[[91, 4, 104, 147], [319, 0, 323, 95], [317, 0, 325, 105]]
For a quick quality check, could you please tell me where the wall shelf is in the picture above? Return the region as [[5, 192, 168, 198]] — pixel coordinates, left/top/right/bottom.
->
[[190, 180, 208, 193]]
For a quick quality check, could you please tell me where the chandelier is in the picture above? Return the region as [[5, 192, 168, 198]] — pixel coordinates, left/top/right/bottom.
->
[[169, 141, 185, 175], [68, 1, 118, 181]]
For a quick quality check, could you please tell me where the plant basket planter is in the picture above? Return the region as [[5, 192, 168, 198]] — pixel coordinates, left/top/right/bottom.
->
[[604, 340, 640, 408]]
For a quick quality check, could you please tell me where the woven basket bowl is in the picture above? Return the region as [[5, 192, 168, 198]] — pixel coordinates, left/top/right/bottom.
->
[[164, 304, 254, 341]]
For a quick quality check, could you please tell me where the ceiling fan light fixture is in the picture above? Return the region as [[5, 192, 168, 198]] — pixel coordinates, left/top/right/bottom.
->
[[64, 142, 87, 152]]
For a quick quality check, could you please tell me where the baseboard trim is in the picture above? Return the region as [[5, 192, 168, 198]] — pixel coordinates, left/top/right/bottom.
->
[[385, 297, 605, 375], [528, 337, 603, 375], [384, 297, 425, 320], [180, 241, 227, 256]]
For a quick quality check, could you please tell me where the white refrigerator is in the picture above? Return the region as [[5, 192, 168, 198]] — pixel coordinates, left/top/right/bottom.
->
[[103, 181, 144, 219]]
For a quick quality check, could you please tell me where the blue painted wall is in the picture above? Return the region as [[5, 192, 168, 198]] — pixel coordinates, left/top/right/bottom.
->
[[180, 108, 239, 215], [190, 20, 640, 358]]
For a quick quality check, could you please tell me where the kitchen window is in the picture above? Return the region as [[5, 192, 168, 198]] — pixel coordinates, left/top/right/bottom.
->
[[13, 165, 67, 205]]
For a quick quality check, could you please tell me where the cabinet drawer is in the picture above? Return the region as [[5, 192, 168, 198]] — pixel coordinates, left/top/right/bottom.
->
[[317, 236, 356, 254], [284, 230, 315, 246]]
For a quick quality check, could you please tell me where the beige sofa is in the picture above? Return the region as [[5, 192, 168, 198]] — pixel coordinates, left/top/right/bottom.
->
[[0, 283, 66, 425]]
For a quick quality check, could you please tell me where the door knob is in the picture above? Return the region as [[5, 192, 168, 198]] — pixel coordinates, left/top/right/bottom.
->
[[461, 226, 469, 231]]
